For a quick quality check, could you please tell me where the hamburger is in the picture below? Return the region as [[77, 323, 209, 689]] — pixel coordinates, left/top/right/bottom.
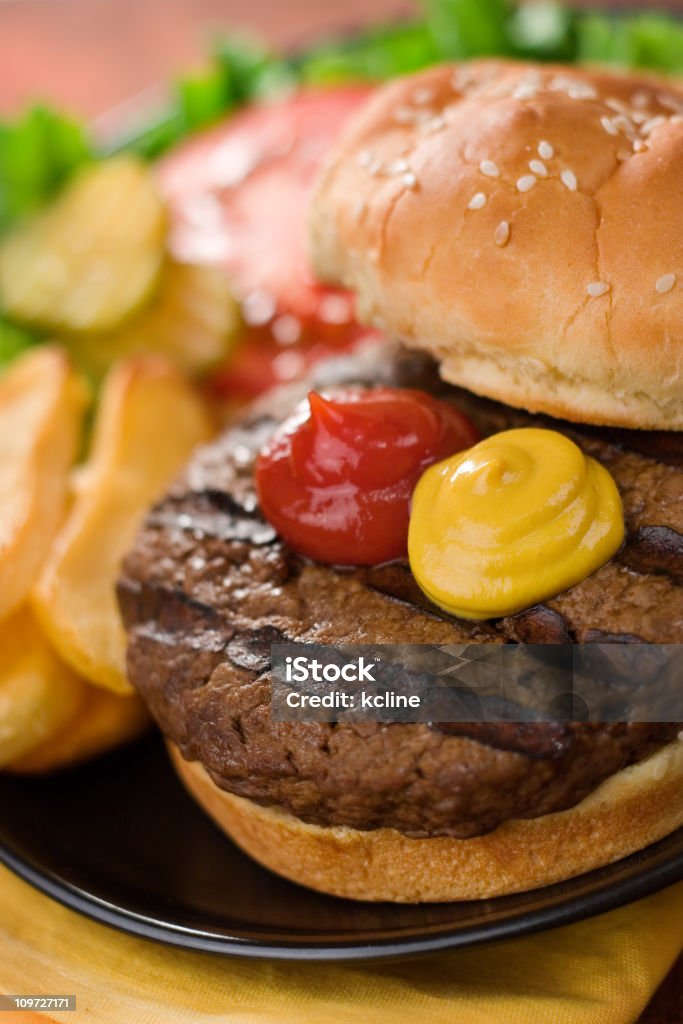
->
[[118, 60, 683, 903]]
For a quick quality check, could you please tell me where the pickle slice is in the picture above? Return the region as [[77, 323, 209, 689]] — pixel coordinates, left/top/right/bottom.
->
[[0, 156, 166, 334], [71, 260, 241, 378]]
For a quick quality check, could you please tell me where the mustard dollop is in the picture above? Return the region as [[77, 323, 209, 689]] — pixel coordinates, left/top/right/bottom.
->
[[408, 427, 625, 620]]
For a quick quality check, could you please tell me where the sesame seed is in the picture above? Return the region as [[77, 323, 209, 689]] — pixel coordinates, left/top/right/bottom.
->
[[452, 68, 474, 92], [631, 111, 648, 125], [512, 83, 537, 100], [658, 92, 683, 113], [494, 221, 510, 247], [549, 75, 574, 94], [605, 97, 628, 114], [419, 116, 445, 134], [352, 198, 367, 220], [393, 106, 416, 124], [538, 140, 554, 159], [413, 86, 435, 105], [633, 139, 647, 152], [671, 115, 683, 125], [587, 281, 610, 297], [387, 158, 409, 175], [560, 169, 578, 191], [529, 159, 547, 177], [600, 115, 619, 136], [631, 90, 651, 109], [367, 159, 383, 176], [468, 192, 487, 210], [521, 70, 542, 88], [612, 114, 635, 134], [402, 172, 418, 189], [641, 115, 666, 136], [357, 149, 373, 168], [516, 174, 537, 193], [655, 273, 676, 294], [567, 83, 598, 101], [480, 159, 500, 177]]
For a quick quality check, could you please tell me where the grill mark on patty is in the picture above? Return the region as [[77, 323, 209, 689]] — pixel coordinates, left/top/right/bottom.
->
[[118, 578, 230, 650], [618, 526, 683, 584], [592, 427, 683, 468], [118, 577, 222, 633], [118, 577, 290, 673], [358, 561, 492, 628], [431, 721, 573, 759], [502, 605, 576, 644], [147, 490, 278, 546], [226, 625, 288, 672], [582, 630, 646, 643]]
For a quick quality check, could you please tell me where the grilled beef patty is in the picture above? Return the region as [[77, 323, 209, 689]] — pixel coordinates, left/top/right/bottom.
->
[[118, 343, 683, 838]]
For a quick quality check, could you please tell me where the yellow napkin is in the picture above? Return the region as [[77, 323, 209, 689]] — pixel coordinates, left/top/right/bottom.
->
[[0, 864, 680, 1024]]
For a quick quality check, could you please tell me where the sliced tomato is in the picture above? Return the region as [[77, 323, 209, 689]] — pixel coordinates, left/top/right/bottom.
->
[[156, 88, 379, 399]]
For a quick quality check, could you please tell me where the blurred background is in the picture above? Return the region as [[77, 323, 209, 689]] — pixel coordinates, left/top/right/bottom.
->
[[1, 0, 682, 119], [2, 0, 408, 116]]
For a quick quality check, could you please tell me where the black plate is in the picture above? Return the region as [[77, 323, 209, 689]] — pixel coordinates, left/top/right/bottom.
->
[[0, 733, 682, 962]]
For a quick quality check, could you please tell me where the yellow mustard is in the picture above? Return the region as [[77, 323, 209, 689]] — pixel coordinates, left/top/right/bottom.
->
[[408, 428, 625, 620]]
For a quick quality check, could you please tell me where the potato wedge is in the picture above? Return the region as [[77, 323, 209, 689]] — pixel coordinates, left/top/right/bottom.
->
[[9, 685, 150, 774], [33, 355, 212, 693], [0, 156, 166, 334], [0, 346, 87, 619], [0, 606, 87, 768], [71, 260, 241, 378]]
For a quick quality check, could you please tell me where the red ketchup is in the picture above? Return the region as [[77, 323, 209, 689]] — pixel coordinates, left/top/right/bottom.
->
[[255, 387, 480, 566]]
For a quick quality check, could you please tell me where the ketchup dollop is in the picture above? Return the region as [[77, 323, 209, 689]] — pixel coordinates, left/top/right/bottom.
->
[[255, 387, 480, 565]]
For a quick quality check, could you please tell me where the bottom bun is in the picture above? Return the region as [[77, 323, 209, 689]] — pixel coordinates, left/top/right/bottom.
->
[[169, 740, 683, 902]]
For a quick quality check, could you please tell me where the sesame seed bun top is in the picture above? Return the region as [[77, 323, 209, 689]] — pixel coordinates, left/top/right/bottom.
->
[[309, 60, 683, 430]]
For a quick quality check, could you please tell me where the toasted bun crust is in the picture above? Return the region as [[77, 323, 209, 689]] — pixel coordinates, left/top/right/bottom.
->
[[170, 739, 683, 902], [310, 61, 683, 429]]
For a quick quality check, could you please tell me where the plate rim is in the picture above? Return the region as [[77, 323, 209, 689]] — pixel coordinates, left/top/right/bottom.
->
[[2, 824, 683, 962]]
